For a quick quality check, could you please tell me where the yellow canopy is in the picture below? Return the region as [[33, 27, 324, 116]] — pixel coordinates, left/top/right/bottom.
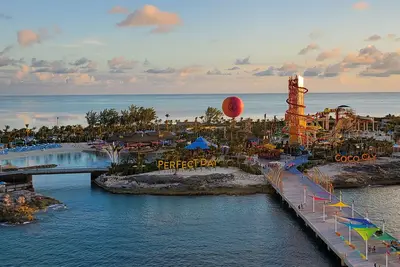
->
[[328, 201, 350, 208], [354, 228, 379, 241]]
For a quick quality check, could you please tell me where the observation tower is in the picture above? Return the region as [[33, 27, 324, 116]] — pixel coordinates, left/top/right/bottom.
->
[[285, 75, 308, 146]]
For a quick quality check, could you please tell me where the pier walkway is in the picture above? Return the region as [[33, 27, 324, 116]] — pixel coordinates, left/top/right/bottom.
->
[[265, 156, 399, 267]]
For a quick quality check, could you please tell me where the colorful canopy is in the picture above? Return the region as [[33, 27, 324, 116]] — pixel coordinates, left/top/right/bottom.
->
[[373, 232, 397, 241], [339, 222, 371, 229], [308, 195, 329, 201], [344, 217, 374, 226], [354, 227, 379, 241], [328, 201, 349, 208]]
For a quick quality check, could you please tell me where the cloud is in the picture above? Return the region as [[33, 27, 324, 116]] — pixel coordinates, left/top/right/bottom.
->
[[0, 46, 23, 67], [365, 34, 381, 41], [0, 13, 11, 19], [342, 45, 382, 68], [353, 2, 369, 10], [387, 34, 396, 40], [303, 66, 323, 77], [116, 5, 181, 33], [108, 6, 129, 14], [0, 45, 12, 57], [298, 43, 319, 55], [82, 39, 106, 46], [235, 56, 250, 65], [227, 66, 240, 71], [17, 30, 41, 47], [145, 67, 175, 74], [206, 69, 231, 76], [17, 27, 61, 47], [66, 73, 96, 85], [309, 30, 322, 40], [253, 63, 299, 77], [359, 52, 400, 77], [178, 66, 202, 77], [107, 57, 136, 72], [303, 63, 344, 78], [316, 48, 341, 61]]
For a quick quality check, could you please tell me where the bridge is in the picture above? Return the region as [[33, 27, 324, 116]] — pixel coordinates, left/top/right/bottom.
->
[[0, 167, 109, 183], [265, 156, 399, 267]]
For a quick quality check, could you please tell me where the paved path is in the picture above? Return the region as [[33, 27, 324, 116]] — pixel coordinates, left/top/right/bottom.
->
[[265, 155, 400, 267]]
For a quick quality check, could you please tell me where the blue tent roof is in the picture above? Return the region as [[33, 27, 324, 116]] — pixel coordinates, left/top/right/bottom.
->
[[185, 137, 213, 150], [344, 217, 375, 226], [340, 221, 371, 228]]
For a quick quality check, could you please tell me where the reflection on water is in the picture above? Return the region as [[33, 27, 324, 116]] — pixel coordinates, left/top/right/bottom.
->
[[1, 152, 110, 168]]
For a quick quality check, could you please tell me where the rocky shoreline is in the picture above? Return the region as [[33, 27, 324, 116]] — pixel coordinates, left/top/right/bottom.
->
[[0, 190, 63, 224], [319, 158, 400, 189], [94, 168, 271, 195]]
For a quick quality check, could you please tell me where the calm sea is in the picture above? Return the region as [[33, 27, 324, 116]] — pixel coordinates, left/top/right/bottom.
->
[[1, 93, 399, 129], [0, 153, 399, 266]]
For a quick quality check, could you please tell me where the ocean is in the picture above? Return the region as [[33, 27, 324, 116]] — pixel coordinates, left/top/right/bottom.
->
[[1, 93, 399, 129]]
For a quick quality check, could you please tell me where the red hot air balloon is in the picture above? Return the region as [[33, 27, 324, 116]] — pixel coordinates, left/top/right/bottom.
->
[[222, 96, 244, 118]]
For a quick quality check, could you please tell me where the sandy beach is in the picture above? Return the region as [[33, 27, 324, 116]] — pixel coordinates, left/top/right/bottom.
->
[[0, 143, 94, 161]]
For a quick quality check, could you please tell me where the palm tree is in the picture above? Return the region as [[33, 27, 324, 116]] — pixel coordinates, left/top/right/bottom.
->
[[165, 114, 170, 131]]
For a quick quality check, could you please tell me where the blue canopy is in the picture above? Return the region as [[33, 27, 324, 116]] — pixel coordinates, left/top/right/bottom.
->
[[185, 137, 213, 150], [344, 217, 375, 226], [340, 222, 371, 228]]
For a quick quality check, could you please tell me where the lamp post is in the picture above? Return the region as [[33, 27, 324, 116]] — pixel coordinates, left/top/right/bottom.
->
[[348, 225, 352, 244], [312, 194, 315, 213], [303, 186, 306, 204], [322, 203, 326, 222]]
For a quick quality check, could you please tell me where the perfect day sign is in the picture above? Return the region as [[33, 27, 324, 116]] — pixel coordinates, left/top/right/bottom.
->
[[157, 159, 217, 170]]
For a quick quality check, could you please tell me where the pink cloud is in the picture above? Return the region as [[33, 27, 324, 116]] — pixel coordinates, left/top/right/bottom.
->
[[17, 30, 40, 47], [353, 2, 369, 10], [117, 5, 181, 33]]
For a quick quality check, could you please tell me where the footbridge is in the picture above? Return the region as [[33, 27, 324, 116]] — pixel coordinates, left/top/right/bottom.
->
[[0, 167, 109, 183]]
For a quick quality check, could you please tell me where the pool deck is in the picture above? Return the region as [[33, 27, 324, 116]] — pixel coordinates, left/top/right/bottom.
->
[[265, 157, 400, 267]]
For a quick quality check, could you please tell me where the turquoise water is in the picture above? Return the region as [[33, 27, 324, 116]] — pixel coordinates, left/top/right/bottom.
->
[[1, 93, 399, 128], [0, 153, 399, 266]]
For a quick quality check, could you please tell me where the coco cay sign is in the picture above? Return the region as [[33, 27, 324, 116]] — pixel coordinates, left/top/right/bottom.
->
[[335, 153, 376, 163], [157, 159, 217, 170]]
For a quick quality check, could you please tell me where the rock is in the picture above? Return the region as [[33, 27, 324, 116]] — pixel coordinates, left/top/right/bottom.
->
[[332, 161, 400, 188], [94, 170, 268, 195]]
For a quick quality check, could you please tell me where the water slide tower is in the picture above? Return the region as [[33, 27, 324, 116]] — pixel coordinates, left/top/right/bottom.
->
[[285, 75, 308, 146]]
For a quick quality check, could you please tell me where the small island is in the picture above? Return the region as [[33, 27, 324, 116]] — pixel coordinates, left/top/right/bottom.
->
[[95, 167, 268, 195], [0, 191, 62, 225]]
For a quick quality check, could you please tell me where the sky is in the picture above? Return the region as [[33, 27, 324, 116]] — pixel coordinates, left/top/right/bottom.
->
[[1, 0, 400, 95]]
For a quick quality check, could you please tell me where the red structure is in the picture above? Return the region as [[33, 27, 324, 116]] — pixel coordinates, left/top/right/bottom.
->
[[285, 75, 309, 145], [222, 96, 244, 118]]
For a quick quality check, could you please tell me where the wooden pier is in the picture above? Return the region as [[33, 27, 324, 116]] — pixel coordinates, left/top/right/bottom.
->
[[265, 160, 400, 267]]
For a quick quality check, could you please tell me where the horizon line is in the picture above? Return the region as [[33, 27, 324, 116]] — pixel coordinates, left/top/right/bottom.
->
[[0, 92, 399, 97]]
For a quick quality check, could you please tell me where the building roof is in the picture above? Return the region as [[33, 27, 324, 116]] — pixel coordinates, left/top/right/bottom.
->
[[108, 131, 175, 143]]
